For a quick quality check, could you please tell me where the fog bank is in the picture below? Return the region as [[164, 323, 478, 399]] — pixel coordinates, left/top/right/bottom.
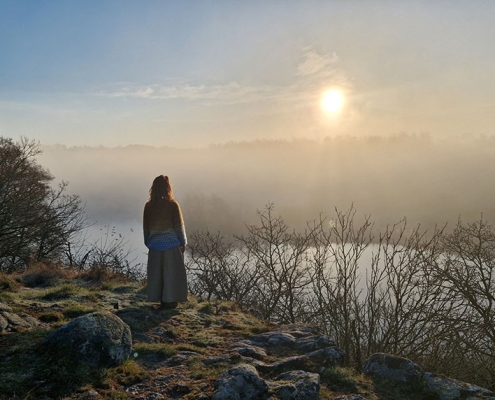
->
[[39, 134, 495, 243]]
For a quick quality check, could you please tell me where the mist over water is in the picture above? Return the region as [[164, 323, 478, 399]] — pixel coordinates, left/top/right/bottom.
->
[[39, 134, 495, 265]]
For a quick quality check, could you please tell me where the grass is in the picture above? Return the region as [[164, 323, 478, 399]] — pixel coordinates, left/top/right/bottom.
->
[[104, 360, 146, 386], [133, 342, 177, 358], [63, 304, 96, 318], [0, 327, 107, 399], [0, 273, 21, 292]]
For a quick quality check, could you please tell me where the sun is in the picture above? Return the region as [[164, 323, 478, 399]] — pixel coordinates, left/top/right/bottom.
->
[[321, 89, 344, 113]]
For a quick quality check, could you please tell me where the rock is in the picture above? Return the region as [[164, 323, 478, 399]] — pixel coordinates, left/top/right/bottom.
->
[[0, 302, 13, 312], [232, 342, 267, 360], [1, 311, 32, 329], [363, 353, 423, 385], [132, 332, 156, 344], [20, 313, 40, 328], [0, 314, 8, 331], [255, 347, 345, 374], [306, 347, 346, 365], [423, 372, 494, 400], [249, 325, 337, 353], [167, 351, 201, 366], [274, 370, 320, 400], [252, 331, 297, 347], [0, 302, 41, 332], [203, 354, 232, 365], [334, 395, 369, 400], [212, 364, 269, 400], [43, 311, 132, 368]]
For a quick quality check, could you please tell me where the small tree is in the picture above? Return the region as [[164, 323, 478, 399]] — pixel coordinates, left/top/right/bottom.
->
[[0, 137, 86, 271]]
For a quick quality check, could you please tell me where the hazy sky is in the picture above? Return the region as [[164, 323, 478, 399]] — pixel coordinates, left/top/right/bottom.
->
[[1, 1, 494, 147]]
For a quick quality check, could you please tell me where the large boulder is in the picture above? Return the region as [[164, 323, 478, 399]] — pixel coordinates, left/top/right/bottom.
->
[[363, 353, 423, 385], [212, 364, 269, 400], [423, 372, 494, 400], [43, 311, 132, 368]]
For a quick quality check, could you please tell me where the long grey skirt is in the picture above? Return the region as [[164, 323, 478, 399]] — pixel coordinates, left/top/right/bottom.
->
[[146, 247, 188, 303]]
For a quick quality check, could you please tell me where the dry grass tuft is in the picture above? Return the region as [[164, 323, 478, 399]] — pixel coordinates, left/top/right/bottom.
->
[[22, 262, 76, 288]]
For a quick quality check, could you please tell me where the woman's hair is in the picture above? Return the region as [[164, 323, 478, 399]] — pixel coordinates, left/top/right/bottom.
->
[[149, 175, 174, 202]]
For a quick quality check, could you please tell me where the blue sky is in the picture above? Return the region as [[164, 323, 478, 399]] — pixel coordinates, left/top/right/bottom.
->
[[1, 1, 494, 147]]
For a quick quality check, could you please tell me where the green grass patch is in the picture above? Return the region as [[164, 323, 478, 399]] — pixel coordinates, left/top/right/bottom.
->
[[104, 360, 146, 386], [38, 310, 65, 322], [41, 284, 85, 301], [0, 291, 15, 302], [0, 327, 105, 399], [322, 366, 361, 393], [0, 273, 21, 292], [198, 303, 214, 314], [174, 343, 207, 354], [63, 304, 96, 318], [115, 307, 162, 332], [132, 342, 177, 358]]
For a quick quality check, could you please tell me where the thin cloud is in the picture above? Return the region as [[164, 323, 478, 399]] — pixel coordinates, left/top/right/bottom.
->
[[93, 50, 349, 106], [296, 49, 340, 77]]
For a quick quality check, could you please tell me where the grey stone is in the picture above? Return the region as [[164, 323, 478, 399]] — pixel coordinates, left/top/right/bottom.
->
[[275, 370, 320, 400], [0, 302, 13, 312], [0, 314, 8, 331], [424, 372, 494, 400], [2, 311, 32, 328], [334, 396, 369, 400], [212, 364, 269, 400], [203, 354, 231, 365], [132, 332, 156, 344], [252, 331, 297, 347], [20, 313, 40, 328], [167, 351, 201, 366], [43, 311, 132, 368], [306, 347, 346, 366], [363, 353, 423, 385], [232, 343, 267, 360]]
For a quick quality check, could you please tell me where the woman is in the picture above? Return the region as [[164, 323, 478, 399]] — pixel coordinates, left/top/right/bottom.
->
[[143, 175, 188, 309]]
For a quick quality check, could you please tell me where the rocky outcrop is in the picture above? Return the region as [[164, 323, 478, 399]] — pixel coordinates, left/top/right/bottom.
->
[[212, 364, 269, 400], [363, 353, 495, 400], [206, 324, 343, 399], [43, 311, 132, 368], [362, 353, 424, 384], [423, 372, 495, 400], [211, 364, 320, 400], [0, 302, 40, 332]]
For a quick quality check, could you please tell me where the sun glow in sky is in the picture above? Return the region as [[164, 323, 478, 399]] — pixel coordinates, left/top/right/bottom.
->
[[321, 89, 344, 114], [1, 2, 495, 147]]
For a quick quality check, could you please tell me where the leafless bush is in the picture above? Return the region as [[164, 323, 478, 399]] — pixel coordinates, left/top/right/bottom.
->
[[65, 225, 145, 282], [186, 230, 260, 305], [185, 203, 495, 388], [234, 204, 322, 323], [428, 216, 495, 388]]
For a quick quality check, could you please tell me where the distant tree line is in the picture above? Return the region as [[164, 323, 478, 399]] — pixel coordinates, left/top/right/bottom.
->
[[186, 203, 495, 390]]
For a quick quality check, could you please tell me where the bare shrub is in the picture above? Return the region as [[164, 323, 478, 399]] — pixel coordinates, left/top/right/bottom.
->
[[185, 202, 495, 388], [429, 216, 495, 389], [186, 230, 260, 306], [234, 203, 321, 323], [66, 225, 145, 282]]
